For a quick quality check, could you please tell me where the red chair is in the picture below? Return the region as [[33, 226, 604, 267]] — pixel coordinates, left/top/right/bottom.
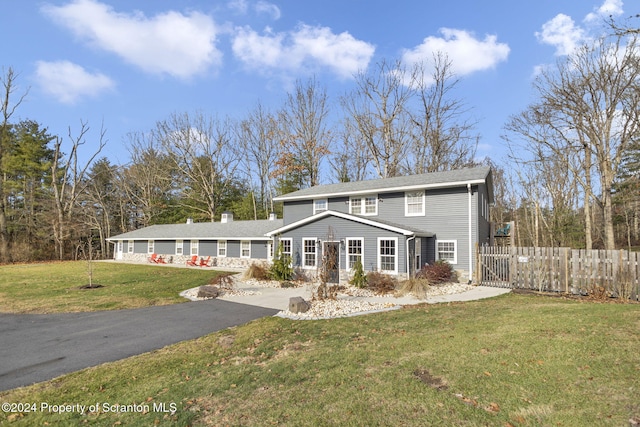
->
[[199, 256, 211, 267], [148, 253, 159, 263], [156, 255, 167, 264], [186, 255, 198, 266]]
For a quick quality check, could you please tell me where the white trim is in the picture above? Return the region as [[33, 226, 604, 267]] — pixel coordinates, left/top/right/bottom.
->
[[266, 210, 426, 237], [240, 240, 251, 258], [274, 178, 488, 201], [313, 199, 328, 214], [128, 240, 134, 254], [190, 240, 199, 256], [405, 191, 425, 216], [346, 237, 364, 271], [377, 237, 398, 274], [176, 239, 183, 255], [278, 237, 292, 256], [218, 240, 227, 257], [436, 240, 458, 265], [147, 240, 154, 254], [302, 237, 317, 269], [349, 195, 378, 216]]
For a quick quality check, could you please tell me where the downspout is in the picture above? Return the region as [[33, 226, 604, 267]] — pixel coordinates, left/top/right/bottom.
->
[[467, 183, 473, 284], [406, 235, 415, 279]]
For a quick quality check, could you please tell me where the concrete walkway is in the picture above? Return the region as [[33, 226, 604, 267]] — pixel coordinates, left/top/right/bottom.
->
[[187, 283, 512, 311]]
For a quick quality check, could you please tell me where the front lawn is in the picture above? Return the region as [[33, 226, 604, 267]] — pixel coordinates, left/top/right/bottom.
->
[[1, 293, 639, 425], [0, 261, 230, 313]]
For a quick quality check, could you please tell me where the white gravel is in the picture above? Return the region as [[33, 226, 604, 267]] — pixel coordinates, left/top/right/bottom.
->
[[181, 277, 475, 320]]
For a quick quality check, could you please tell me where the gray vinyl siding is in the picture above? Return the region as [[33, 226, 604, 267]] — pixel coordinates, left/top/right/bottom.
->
[[278, 215, 407, 274], [154, 241, 171, 254], [134, 240, 148, 253], [283, 200, 313, 225], [251, 241, 268, 259], [200, 241, 216, 256]]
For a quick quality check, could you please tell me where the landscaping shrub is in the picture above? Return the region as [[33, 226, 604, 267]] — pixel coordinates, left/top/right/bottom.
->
[[349, 259, 368, 288], [209, 274, 234, 290], [416, 260, 455, 284], [243, 263, 270, 281], [269, 244, 293, 281], [398, 277, 431, 299], [366, 271, 397, 295]]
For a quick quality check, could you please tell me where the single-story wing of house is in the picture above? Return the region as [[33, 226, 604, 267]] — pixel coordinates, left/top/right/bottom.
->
[[107, 166, 494, 282], [107, 213, 282, 268]]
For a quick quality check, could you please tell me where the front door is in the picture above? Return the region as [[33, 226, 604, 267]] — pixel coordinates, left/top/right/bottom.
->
[[116, 241, 124, 260], [323, 242, 340, 283]]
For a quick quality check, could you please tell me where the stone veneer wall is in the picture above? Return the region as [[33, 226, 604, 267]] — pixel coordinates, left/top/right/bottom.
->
[[118, 253, 268, 269]]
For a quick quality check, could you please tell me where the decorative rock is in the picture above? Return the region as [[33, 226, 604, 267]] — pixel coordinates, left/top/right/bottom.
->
[[289, 296, 310, 313], [197, 285, 220, 299]]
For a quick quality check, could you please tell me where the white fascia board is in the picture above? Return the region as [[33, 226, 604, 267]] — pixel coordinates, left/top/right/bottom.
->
[[106, 236, 270, 241], [265, 210, 415, 237], [274, 179, 487, 202]]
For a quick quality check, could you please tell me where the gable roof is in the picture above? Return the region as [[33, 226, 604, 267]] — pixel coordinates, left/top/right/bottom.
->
[[274, 166, 493, 202], [265, 210, 434, 237], [107, 219, 283, 241]]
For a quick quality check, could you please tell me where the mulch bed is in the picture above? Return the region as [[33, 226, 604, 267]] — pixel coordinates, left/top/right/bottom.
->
[[511, 287, 639, 304]]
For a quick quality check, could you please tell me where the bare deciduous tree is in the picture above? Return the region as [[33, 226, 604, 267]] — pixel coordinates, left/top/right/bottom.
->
[[504, 34, 640, 249], [0, 67, 29, 263], [50, 121, 107, 260], [275, 77, 331, 188], [155, 111, 241, 222], [409, 53, 478, 173], [238, 102, 280, 217]]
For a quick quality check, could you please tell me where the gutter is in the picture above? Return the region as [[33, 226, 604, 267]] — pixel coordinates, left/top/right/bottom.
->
[[467, 183, 473, 284]]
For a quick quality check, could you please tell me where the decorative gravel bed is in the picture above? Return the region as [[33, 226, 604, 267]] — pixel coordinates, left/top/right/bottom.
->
[[180, 277, 475, 320]]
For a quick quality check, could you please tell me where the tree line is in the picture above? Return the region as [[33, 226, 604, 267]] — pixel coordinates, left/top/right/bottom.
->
[[1, 21, 639, 263]]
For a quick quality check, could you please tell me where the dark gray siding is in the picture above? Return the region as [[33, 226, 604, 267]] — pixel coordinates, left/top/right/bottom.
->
[[251, 241, 268, 259], [134, 241, 147, 253], [155, 240, 174, 254], [200, 241, 216, 256]]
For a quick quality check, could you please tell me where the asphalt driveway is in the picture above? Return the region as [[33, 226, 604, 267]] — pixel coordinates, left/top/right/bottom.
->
[[0, 299, 277, 392]]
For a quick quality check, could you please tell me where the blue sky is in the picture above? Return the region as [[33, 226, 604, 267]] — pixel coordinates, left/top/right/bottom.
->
[[0, 0, 627, 174]]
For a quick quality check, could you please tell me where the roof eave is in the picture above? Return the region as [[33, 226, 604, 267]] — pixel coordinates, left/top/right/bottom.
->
[[274, 178, 488, 202]]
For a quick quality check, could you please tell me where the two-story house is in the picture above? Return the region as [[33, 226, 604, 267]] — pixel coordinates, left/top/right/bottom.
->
[[266, 166, 493, 283], [107, 166, 493, 282]]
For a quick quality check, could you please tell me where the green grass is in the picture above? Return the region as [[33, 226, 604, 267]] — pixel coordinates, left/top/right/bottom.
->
[[0, 261, 230, 313], [1, 293, 639, 426]]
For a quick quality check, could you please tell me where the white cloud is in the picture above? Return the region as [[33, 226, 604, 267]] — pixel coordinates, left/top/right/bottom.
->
[[227, 0, 248, 14], [585, 0, 624, 23], [401, 28, 510, 79], [41, 0, 222, 79], [255, 1, 281, 20], [232, 24, 375, 79], [535, 13, 587, 56], [35, 60, 115, 104]]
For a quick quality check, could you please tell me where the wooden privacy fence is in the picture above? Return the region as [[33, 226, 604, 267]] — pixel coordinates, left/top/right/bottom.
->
[[476, 246, 640, 299]]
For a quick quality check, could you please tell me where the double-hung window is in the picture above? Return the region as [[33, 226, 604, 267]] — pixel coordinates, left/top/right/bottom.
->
[[128, 240, 134, 253], [241, 241, 251, 258], [190, 240, 199, 256], [436, 240, 457, 264], [303, 238, 317, 268], [176, 240, 183, 255], [218, 240, 227, 257], [350, 195, 378, 216], [405, 191, 425, 216], [313, 199, 328, 214], [378, 238, 397, 274], [347, 238, 363, 270], [148, 240, 154, 254]]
